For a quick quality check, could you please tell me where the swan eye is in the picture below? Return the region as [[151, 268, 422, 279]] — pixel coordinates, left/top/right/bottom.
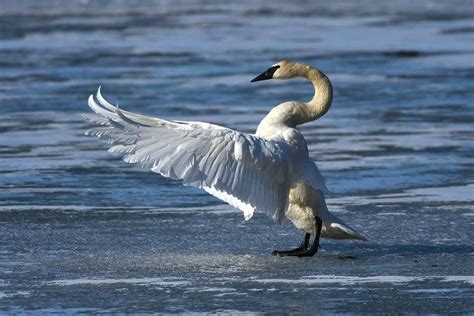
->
[[250, 65, 281, 82]]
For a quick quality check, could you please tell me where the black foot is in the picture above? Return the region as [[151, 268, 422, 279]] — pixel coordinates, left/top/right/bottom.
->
[[272, 248, 305, 257], [272, 216, 323, 258], [272, 233, 310, 256], [297, 250, 317, 257]]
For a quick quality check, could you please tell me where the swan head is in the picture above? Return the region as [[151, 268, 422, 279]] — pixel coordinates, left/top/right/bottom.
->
[[251, 60, 305, 82]]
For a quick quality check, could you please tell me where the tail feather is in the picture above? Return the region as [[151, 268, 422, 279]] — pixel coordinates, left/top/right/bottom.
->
[[321, 213, 366, 241]]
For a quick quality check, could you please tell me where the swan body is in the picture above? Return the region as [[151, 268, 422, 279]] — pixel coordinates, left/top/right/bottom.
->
[[84, 60, 365, 257]]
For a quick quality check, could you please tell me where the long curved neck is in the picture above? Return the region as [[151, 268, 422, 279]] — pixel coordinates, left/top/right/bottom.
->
[[296, 66, 333, 125]]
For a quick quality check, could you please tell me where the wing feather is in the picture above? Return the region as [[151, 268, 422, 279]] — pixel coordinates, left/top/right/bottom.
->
[[84, 88, 293, 222]]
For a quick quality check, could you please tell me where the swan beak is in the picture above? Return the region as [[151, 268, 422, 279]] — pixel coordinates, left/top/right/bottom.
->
[[250, 65, 280, 82]]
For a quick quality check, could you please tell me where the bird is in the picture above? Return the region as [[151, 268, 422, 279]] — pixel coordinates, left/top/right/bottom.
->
[[84, 60, 365, 257]]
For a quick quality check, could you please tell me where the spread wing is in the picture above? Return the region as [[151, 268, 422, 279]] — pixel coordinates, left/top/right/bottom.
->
[[84, 87, 292, 222]]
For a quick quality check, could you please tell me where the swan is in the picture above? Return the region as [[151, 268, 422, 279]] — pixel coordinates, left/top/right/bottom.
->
[[84, 60, 365, 257]]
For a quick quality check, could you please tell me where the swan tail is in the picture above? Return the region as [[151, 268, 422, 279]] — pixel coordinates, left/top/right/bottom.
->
[[321, 213, 366, 241]]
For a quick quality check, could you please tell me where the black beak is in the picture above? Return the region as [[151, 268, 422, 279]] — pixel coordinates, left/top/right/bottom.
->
[[250, 65, 280, 82]]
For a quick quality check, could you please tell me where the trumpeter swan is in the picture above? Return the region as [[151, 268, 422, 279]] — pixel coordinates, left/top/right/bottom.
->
[[84, 60, 365, 257]]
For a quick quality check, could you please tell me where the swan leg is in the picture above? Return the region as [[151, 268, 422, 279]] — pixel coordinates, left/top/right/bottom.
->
[[297, 216, 323, 257], [272, 233, 310, 256]]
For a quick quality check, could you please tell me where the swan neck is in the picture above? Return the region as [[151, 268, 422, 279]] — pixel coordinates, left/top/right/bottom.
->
[[300, 67, 333, 124]]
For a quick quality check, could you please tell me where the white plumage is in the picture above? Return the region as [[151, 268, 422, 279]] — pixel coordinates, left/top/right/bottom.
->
[[85, 61, 365, 257]]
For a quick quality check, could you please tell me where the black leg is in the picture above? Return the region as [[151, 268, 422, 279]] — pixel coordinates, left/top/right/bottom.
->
[[272, 233, 310, 256], [297, 216, 323, 257]]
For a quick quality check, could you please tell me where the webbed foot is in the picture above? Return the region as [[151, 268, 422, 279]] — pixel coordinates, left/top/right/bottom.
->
[[272, 233, 310, 256]]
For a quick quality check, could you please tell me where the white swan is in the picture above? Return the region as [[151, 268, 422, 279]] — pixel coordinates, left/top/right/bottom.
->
[[84, 60, 365, 257]]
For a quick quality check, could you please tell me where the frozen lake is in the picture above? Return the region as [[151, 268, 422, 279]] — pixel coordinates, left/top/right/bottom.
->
[[1, 0, 473, 313]]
